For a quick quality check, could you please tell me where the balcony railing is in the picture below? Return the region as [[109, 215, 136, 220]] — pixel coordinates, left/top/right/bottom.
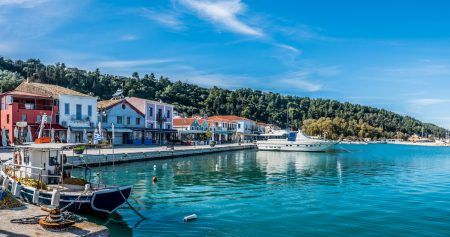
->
[[70, 115, 91, 122], [17, 103, 54, 110]]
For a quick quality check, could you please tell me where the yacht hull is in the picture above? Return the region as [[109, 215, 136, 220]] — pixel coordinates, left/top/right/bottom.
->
[[257, 141, 337, 152]]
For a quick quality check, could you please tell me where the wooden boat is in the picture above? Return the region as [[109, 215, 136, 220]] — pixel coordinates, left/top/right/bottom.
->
[[0, 143, 132, 215]]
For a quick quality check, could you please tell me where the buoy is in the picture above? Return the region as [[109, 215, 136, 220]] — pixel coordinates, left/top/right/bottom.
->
[[32, 188, 40, 204], [152, 176, 158, 183], [51, 189, 60, 206], [183, 214, 198, 222], [153, 165, 157, 170]]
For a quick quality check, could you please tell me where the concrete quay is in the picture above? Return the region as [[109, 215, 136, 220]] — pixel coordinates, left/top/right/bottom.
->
[[0, 203, 108, 237], [66, 143, 256, 167]]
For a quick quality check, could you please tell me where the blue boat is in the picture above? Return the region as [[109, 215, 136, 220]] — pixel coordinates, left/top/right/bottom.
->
[[0, 143, 132, 216]]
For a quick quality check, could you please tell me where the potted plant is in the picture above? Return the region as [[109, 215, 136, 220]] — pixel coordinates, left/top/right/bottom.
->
[[210, 141, 216, 147], [73, 146, 85, 154]]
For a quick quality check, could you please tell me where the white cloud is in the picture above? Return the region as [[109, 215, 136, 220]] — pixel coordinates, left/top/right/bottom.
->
[[0, 0, 48, 7], [280, 79, 322, 92], [96, 59, 176, 69], [141, 8, 185, 30], [409, 98, 450, 106], [120, 34, 138, 41], [386, 64, 450, 78], [178, 0, 262, 36]]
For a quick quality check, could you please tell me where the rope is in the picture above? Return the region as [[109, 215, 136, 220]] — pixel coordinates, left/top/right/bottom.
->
[[60, 189, 88, 212], [117, 188, 146, 219], [10, 215, 46, 224]]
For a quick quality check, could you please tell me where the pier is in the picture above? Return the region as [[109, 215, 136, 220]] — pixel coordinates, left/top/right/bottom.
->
[[0, 204, 108, 237], [66, 143, 256, 166]]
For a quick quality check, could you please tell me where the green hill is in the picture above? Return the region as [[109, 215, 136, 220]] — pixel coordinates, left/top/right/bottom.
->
[[0, 57, 446, 140]]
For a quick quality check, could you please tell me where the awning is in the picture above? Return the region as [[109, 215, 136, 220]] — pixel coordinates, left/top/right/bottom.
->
[[107, 128, 133, 133], [70, 127, 95, 132], [26, 123, 67, 131], [178, 130, 207, 134], [144, 129, 178, 133]]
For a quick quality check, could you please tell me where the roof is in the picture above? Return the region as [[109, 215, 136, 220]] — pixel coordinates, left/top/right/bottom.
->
[[0, 90, 53, 99], [98, 98, 145, 116], [208, 115, 254, 122], [125, 97, 174, 115], [15, 81, 92, 99], [173, 117, 208, 127]]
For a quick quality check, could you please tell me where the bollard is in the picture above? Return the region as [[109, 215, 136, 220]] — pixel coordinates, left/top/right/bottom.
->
[[32, 188, 40, 204], [51, 189, 61, 207]]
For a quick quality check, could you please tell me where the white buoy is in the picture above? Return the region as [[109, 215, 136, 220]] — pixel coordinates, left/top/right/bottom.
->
[[13, 183, 21, 198], [153, 165, 157, 170], [51, 189, 60, 207], [32, 188, 40, 204], [215, 164, 219, 171], [183, 214, 198, 222], [2, 177, 8, 190]]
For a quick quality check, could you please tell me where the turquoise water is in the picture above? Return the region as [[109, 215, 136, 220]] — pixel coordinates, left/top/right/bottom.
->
[[74, 144, 450, 236]]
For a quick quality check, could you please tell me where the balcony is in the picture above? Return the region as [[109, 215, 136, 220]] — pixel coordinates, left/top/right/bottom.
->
[[17, 103, 53, 111], [70, 115, 91, 122]]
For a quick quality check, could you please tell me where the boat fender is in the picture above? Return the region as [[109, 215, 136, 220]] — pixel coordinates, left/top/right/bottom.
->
[[11, 180, 16, 193], [183, 214, 198, 222], [85, 183, 91, 191], [32, 188, 40, 204], [1, 177, 7, 190], [51, 189, 60, 206], [13, 182, 21, 198], [153, 165, 156, 170]]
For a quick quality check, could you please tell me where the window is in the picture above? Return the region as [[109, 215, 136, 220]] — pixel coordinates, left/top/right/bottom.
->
[[167, 124, 171, 129], [21, 114, 27, 122], [166, 110, 170, 118], [126, 117, 131, 125], [88, 105, 92, 116], [149, 107, 153, 116], [117, 116, 123, 124], [158, 109, 162, 117], [238, 124, 241, 129], [136, 118, 141, 125], [6, 114, 9, 124], [64, 103, 70, 115]]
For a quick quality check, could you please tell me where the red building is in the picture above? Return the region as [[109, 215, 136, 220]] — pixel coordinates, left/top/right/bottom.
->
[[0, 91, 64, 144]]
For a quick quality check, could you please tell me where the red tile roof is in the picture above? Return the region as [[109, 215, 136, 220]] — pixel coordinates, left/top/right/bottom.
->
[[0, 90, 53, 99], [208, 115, 253, 122], [173, 117, 207, 127]]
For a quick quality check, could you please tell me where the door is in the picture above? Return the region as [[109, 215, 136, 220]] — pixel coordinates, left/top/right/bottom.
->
[[76, 104, 82, 120]]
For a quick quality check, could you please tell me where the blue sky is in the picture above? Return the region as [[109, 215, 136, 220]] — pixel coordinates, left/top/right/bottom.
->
[[1, 0, 450, 128]]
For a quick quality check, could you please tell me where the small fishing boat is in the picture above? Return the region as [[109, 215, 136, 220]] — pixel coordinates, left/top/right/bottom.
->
[[257, 130, 337, 152], [0, 114, 132, 216], [0, 143, 132, 215]]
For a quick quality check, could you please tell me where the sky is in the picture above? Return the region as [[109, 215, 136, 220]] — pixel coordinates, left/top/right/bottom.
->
[[1, 0, 450, 128]]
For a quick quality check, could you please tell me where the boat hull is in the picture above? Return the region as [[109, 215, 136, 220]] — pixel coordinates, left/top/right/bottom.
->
[[257, 141, 337, 152], [1, 174, 132, 215]]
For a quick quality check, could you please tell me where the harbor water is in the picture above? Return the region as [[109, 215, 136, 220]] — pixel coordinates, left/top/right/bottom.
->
[[73, 144, 450, 236]]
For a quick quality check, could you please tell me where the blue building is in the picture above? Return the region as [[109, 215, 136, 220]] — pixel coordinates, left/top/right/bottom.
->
[[97, 96, 145, 145]]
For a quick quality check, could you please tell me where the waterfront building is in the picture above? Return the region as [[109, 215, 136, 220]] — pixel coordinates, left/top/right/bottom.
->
[[208, 115, 258, 142], [98, 97, 145, 145], [15, 81, 97, 142], [126, 97, 176, 144], [206, 116, 238, 143], [0, 90, 63, 144], [173, 117, 209, 145]]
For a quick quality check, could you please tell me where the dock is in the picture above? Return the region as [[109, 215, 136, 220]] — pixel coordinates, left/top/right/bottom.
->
[[66, 143, 256, 166], [0, 204, 108, 237]]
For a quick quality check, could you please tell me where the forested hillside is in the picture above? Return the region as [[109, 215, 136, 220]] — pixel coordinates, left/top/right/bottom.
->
[[0, 57, 446, 140]]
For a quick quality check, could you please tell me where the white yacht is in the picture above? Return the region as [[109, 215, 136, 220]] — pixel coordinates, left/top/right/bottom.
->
[[257, 130, 337, 152]]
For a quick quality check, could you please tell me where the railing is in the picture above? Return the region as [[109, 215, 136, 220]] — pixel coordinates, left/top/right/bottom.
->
[[17, 103, 54, 110], [70, 115, 91, 122]]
